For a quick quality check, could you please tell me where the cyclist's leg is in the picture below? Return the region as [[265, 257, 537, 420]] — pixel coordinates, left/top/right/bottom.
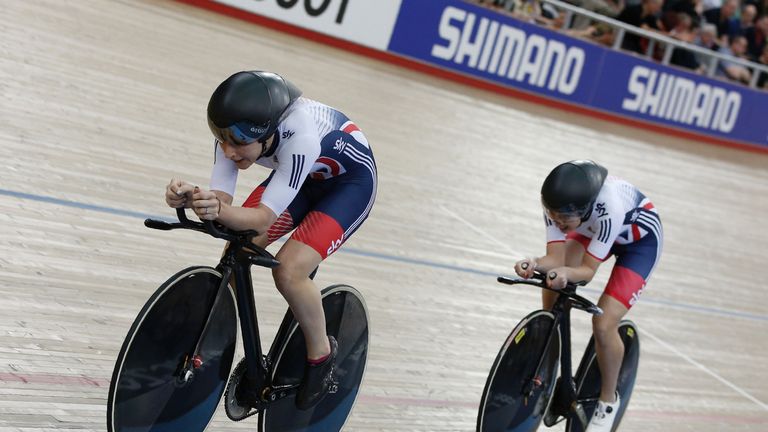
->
[[281, 172, 376, 356], [242, 174, 323, 354], [592, 295, 628, 402], [241, 174, 325, 353], [273, 240, 329, 359], [283, 173, 375, 409], [593, 227, 662, 403]]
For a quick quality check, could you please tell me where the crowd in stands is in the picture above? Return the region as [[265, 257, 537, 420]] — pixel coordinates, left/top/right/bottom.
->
[[475, 0, 768, 88]]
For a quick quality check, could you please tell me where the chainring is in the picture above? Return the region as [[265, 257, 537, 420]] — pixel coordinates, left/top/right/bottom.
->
[[224, 358, 260, 421]]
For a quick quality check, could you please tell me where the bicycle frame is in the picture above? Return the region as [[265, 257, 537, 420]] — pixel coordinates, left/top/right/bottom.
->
[[225, 243, 268, 393], [133, 207, 369, 430], [546, 288, 582, 423], [146, 209, 281, 400], [497, 274, 603, 426]]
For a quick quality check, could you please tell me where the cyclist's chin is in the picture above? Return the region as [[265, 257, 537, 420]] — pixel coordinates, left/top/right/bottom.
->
[[235, 159, 254, 170]]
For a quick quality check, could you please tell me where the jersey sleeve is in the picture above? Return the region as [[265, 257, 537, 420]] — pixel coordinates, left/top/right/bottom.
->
[[210, 140, 238, 196], [585, 190, 624, 261], [544, 213, 566, 243], [260, 133, 321, 216]]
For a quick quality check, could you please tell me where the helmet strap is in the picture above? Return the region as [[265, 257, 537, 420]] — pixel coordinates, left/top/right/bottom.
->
[[257, 139, 268, 158]]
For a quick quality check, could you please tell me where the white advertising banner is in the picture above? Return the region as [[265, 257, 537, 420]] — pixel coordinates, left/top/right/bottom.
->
[[214, 0, 402, 50]]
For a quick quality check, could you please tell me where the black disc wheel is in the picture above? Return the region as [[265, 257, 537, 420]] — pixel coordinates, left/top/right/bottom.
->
[[477, 311, 560, 432], [565, 320, 640, 432], [259, 285, 369, 432], [107, 266, 237, 432]]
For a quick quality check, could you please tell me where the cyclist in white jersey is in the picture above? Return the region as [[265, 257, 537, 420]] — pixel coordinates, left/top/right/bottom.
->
[[164, 71, 376, 410], [514, 160, 662, 432]]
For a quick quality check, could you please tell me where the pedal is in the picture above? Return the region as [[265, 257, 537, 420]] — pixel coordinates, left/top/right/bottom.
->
[[262, 384, 299, 402]]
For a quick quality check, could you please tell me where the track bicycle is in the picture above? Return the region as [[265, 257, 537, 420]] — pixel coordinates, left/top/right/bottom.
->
[[107, 208, 369, 431], [477, 270, 640, 432]]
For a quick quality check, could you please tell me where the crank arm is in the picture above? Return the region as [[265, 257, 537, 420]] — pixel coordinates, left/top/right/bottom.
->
[[262, 384, 299, 402], [571, 401, 589, 429]]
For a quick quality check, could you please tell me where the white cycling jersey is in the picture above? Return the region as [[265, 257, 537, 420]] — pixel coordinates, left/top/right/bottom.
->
[[210, 97, 373, 217], [545, 176, 661, 261]]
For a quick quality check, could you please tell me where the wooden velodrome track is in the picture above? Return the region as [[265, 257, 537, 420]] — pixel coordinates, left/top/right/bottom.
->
[[1, 1, 767, 431]]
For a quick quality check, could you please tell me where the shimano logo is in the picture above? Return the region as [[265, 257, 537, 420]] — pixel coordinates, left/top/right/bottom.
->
[[431, 6, 585, 95], [622, 66, 741, 133]]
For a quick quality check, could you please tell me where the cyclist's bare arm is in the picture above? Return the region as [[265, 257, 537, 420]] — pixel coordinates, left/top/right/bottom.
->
[[514, 242, 566, 278], [217, 202, 277, 234], [546, 253, 601, 289]]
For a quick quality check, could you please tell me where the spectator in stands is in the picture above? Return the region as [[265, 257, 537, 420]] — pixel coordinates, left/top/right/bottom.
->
[[567, 22, 617, 46], [564, 0, 625, 29], [511, 0, 544, 22], [757, 45, 768, 87], [661, 0, 704, 30], [477, 0, 515, 10], [702, 0, 723, 13], [703, 0, 741, 44], [717, 35, 753, 82], [616, 0, 663, 54], [758, 0, 768, 15], [743, 14, 768, 59], [670, 13, 705, 70], [476, 0, 561, 28], [696, 21, 722, 47], [694, 22, 722, 65], [740, 4, 758, 31], [539, 2, 566, 28]]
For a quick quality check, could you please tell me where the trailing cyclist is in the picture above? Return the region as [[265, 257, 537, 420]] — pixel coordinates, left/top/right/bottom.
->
[[514, 160, 662, 432], [164, 71, 377, 410]]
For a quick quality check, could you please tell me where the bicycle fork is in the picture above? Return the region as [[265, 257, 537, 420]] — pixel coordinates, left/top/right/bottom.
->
[[175, 266, 235, 386], [522, 313, 560, 406]]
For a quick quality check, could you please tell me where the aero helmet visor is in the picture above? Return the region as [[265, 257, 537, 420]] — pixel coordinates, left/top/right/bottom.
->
[[208, 118, 271, 146]]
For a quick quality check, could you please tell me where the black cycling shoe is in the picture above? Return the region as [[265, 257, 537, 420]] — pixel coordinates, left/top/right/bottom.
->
[[295, 336, 338, 410]]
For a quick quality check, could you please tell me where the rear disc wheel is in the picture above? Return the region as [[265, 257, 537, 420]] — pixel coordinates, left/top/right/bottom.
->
[[565, 320, 640, 432], [259, 284, 369, 432]]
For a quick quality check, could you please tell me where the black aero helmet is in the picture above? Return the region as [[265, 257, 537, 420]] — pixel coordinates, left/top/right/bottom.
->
[[207, 71, 302, 145], [541, 160, 608, 219]]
